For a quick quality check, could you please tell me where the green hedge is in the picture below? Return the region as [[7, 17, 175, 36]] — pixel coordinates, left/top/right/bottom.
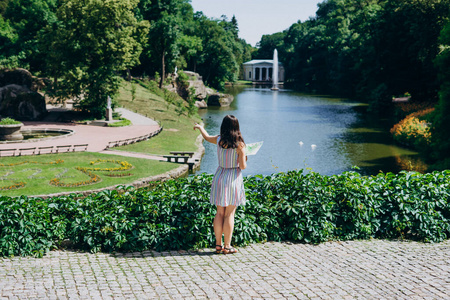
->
[[1, 170, 449, 257]]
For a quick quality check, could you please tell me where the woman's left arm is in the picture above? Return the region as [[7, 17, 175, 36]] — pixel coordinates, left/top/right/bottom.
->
[[237, 142, 247, 170]]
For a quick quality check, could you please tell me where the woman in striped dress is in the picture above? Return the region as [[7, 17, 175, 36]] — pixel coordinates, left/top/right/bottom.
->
[[194, 115, 246, 254]]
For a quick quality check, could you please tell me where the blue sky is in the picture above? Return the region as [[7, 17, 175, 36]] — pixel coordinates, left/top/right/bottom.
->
[[190, 0, 323, 47]]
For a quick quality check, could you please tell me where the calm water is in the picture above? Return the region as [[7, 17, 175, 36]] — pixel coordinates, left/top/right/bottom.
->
[[196, 86, 426, 176]]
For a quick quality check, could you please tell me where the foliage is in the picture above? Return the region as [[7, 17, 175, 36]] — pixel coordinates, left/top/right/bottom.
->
[[390, 108, 435, 149], [39, 0, 149, 118], [180, 12, 252, 90], [0, 117, 21, 125], [394, 101, 435, 120], [137, 0, 191, 87], [1, 0, 58, 71], [1, 169, 449, 257], [253, 32, 286, 59], [431, 20, 450, 162], [271, 0, 450, 108]]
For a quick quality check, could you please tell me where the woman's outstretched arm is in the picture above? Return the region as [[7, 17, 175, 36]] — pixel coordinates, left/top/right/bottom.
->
[[237, 142, 247, 170], [194, 123, 218, 144]]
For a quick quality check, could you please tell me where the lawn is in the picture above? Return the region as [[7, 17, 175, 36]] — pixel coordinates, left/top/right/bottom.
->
[[0, 152, 178, 197], [113, 79, 201, 155], [0, 79, 202, 197]]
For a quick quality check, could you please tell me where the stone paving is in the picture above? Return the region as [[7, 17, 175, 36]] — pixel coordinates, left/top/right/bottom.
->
[[1, 239, 449, 299]]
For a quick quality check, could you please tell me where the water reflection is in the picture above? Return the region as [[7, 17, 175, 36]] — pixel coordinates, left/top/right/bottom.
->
[[197, 86, 426, 176]]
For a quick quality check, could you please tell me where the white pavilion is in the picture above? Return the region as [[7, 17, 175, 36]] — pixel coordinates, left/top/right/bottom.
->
[[242, 59, 285, 83]]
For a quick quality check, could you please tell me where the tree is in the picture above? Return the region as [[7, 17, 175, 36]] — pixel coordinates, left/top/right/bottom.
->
[[254, 32, 286, 59], [138, 0, 190, 87], [3, 0, 58, 71], [187, 14, 242, 89], [0, 14, 20, 68], [40, 0, 149, 117], [432, 21, 450, 162]]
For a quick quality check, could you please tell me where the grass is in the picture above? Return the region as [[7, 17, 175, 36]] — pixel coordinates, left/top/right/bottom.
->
[[114, 79, 201, 155], [228, 80, 253, 85], [0, 152, 178, 197], [107, 118, 132, 127], [0, 78, 201, 197]]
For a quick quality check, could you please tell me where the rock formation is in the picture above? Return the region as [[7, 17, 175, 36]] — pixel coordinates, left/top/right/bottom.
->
[[165, 71, 234, 108], [0, 69, 47, 120]]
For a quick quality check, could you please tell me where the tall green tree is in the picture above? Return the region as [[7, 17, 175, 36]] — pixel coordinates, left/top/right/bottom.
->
[[138, 0, 190, 87], [0, 14, 19, 68], [186, 13, 242, 89], [40, 0, 149, 117], [274, 0, 450, 112], [432, 21, 450, 162], [253, 31, 286, 59], [3, 0, 58, 71]]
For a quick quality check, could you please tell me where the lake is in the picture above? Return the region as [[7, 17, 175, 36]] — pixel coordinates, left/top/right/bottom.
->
[[196, 86, 426, 176]]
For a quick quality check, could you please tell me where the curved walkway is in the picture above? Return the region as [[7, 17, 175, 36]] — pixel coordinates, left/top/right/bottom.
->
[[0, 107, 160, 153], [1, 240, 449, 299]]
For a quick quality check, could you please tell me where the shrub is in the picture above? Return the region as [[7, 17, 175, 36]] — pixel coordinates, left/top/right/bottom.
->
[[0, 170, 449, 257], [0, 117, 21, 125], [390, 108, 435, 148]]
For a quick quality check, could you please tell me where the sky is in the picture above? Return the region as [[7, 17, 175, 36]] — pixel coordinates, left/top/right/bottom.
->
[[190, 0, 323, 47]]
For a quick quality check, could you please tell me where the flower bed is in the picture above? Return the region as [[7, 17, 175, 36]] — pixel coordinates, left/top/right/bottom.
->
[[390, 108, 435, 148]]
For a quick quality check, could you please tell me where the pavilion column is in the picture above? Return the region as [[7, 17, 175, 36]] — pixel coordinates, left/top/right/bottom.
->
[[259, 67, 262, 81]]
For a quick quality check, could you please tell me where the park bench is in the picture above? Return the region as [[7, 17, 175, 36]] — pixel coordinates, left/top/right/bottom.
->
[[37, 146, 54, 155], [73, 144, 88, 152], [170, 151, 195, 158], [56, 145, 72, 153], [163, 155, 190, 163], [0, 148, 16, 157], [106, 141, 120, 149], [18, 147, 36, 156]]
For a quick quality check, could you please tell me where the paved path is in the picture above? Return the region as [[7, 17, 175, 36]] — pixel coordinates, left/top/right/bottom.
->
[[115, 108, 158, 126], [1, 240, 449, 299], [0, 107, 160, 153]]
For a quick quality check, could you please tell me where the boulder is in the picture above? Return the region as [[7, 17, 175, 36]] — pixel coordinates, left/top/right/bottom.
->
[[0, 68, 33, 89], [194, 100, 207, 109], [207, 93, 234, 107], [183, 71, 207, 100], [163, 70, 234, 108], [0, 84, 47, 120]]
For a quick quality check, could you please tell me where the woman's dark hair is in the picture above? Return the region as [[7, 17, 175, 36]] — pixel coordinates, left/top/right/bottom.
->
[[219, 115, 245, 149]]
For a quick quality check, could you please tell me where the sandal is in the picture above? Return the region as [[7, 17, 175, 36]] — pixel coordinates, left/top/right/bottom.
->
[[215, 245, 223, 254], [223, 247, 238, 254]]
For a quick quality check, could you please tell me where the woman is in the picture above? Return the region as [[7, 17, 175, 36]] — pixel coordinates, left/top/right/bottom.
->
[[194, 115, 247, 254]]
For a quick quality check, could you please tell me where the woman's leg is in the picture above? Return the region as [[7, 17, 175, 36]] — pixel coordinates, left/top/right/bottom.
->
[[223, 205, 237, 249], [214, 206, 226, 247]]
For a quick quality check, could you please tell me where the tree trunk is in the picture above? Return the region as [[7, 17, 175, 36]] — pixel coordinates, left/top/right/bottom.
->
[[159, 49, 165, 88]]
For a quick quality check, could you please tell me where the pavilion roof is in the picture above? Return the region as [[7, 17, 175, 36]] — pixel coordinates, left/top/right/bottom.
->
[[243, 59, 283, 66]]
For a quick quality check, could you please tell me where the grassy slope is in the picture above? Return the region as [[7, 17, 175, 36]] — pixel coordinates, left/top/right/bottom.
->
[[0, 80, 201, 197], [114, 80, 201, 155]]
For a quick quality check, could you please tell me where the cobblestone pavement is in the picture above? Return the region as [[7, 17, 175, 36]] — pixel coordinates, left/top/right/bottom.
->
[[1, 240, 449, 299]]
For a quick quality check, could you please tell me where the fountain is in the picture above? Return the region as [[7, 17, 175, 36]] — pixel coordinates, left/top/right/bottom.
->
[[0, 128, 74, 144], [271, 49, 279, 91]]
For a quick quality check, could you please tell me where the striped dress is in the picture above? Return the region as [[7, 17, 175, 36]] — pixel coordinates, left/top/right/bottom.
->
[[210, 136, 246, 207]]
